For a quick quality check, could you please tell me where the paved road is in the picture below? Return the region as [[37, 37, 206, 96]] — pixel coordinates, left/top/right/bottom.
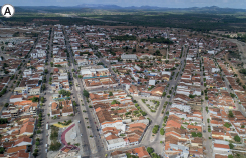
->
[[39, 27, 53, 158], [64, 28, 106, 157]]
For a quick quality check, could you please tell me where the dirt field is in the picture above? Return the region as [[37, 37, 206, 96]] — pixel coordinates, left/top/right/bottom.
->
[[225, 53, 246, 85]]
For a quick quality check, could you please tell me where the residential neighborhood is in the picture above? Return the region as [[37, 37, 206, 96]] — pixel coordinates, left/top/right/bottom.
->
[[0, 22, 246, 158]]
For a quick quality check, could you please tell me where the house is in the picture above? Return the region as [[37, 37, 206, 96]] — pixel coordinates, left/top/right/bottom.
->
[[50, 102, 61, 117], [19, 121, 34, 136], [13, 137, 32, 147], [7, 145, 27, 155], [28, 86, 41, 95], [60, 100, 74, 116], [9, 95, 23, 103], [213, 143, 230, 153], [14, 87, 28, 95], [23, 68, 32, 77]]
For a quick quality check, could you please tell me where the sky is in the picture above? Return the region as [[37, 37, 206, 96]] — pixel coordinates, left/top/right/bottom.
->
[[0, 0, 246, 9]]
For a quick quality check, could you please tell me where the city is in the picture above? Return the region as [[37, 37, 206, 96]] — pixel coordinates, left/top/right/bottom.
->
[[0, 1, 246, 158]]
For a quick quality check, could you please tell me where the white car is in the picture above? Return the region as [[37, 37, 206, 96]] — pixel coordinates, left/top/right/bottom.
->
[[81, 134, 83, 136]]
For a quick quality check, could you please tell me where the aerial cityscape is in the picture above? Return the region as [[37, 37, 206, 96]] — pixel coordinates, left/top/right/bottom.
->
[[0, 1, 246, 158]]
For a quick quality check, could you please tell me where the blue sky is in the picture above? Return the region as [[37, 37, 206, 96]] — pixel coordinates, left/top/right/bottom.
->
[[0, 0, 246, 9]]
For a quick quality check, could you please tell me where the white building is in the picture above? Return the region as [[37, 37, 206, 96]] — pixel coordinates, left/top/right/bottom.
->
[[107, 138, 126, 150], [121, 54, 137, 61]]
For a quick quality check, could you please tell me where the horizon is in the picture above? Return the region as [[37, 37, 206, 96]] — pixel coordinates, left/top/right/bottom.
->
[[12, 5, 246, 10], [0, 0, 246, 9]]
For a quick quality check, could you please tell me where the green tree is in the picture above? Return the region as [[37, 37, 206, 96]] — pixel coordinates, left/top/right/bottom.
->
[[111, 100, 120, 105], [35, 141, 40, 146], [109, 92, 113, 96], [147, 147, 154, 154], [224, 122, 231, 128], [58, 89, 71, 97], [4, 103, 9, 107], [40, 97, 44, 103], [234, 135, 241, 142], [0, 147, 5, 154], [151, 153, 160, 158], [160, 128, 165, 135], [30, 97, 39, 102], [152, 125, 159, 134], [228, 155, 233, 158], [49, 142, 61, 151], [83, 90, 90, 98], [228, 110, 234, 118], [33, 152, 38, 157], [229, 143, 234, 149]]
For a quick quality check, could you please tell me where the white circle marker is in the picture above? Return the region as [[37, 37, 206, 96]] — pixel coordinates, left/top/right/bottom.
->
[[1, 4, 15, 18]]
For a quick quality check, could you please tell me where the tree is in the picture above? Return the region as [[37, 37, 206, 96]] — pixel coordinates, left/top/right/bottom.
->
[[35, 141, 40, 146], [228, 155, 233, 158], [162, 92, 166, 97], [83, 90, 90, 98], [37, 130, 41, 134], [152, 125, 159, 134], [197, 132, 202, 137], [40, 97, 44, 103], [154, 50, 161, 56], [0, 147, 4, 154], [4, 103, 9, 107], [109, 92, 113, 96], [30, 97, 39, 102], [58, 89, 71, 97], [111, 100, 120, 105], [42, 84, 46, 91], [224, 122, 231, 128], [147, 147, 154, 154], [33, 152, 38, 157], [229, 143, 234, 149], [165, 60, 169, 64], [228, 110, 234, 118], [151, 153, 160, 158], [234, 135, 241, 142], [78, 75, 83, 78], [160, 128, 165, 135], [191, 132, 197, 137], [49, 142, 61, 151]]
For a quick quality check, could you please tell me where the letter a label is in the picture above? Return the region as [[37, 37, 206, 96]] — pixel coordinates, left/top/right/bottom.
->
[[1, 4, 15, 18]]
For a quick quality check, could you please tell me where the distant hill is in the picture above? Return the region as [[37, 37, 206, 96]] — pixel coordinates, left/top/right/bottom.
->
[[16, 5, 246, 14]]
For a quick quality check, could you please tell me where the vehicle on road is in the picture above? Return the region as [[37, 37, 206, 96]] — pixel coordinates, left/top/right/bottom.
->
[[46, 124, 49, 130]]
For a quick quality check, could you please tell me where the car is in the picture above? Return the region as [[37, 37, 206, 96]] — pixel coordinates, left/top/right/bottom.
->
[[203, 130, 206, 133], [81, 134, 83, 136]]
